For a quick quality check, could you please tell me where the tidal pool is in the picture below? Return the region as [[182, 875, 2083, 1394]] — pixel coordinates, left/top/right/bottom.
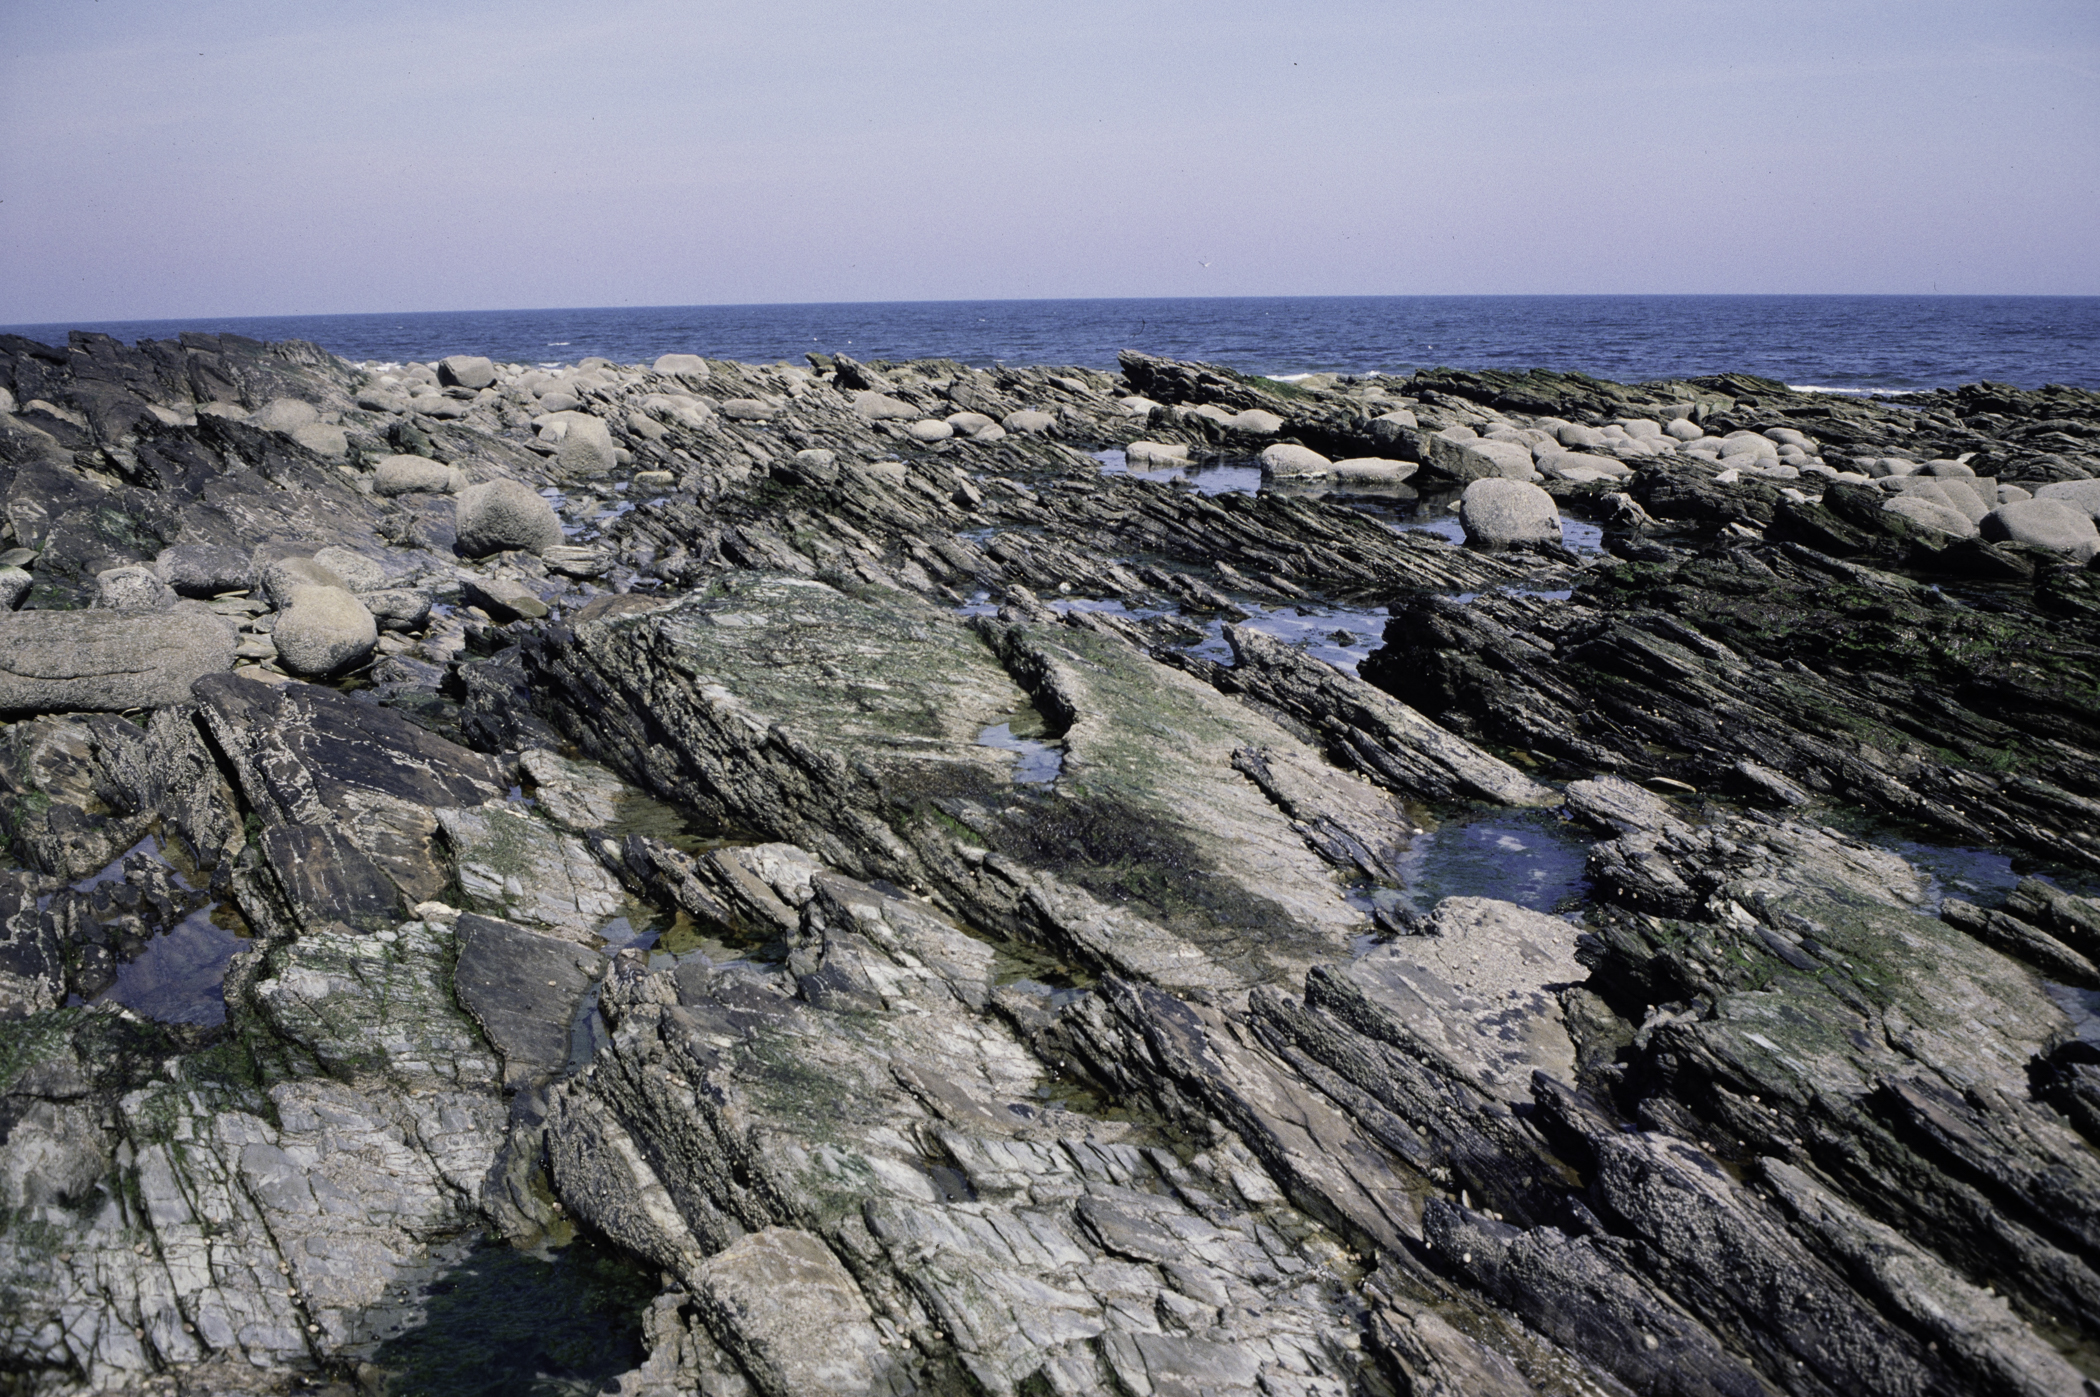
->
[[1395, 806, 1592, 917], [362, 1235, 656, 1397]]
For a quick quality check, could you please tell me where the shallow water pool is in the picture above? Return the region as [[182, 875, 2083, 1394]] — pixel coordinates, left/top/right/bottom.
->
[[1395, 806, 1592, 917], [1184, 601, 1393, 675], [360, 1234, 656, 1397], [98, 909, 245, 1027]]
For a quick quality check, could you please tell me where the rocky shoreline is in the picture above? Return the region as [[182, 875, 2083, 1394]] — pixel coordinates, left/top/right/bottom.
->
[[0, 327, 2097, 1396]]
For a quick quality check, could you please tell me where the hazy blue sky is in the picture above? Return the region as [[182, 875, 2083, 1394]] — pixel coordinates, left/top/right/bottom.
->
[[2, 0, 2094, 322]]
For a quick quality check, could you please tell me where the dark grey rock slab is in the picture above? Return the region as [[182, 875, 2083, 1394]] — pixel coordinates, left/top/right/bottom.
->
[[452, 912, 601, 1084]]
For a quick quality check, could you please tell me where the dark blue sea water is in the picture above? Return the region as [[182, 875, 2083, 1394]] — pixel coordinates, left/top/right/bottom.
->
[[8, 296, 2098, 392]]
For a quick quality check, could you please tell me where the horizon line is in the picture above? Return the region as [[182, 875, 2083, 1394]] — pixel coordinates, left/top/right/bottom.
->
[[7, 289, 2100, 332]]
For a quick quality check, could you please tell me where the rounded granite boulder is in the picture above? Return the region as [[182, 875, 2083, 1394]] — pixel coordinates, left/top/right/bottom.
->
[[272, 585, 377, 677], [311, 546, 386, 594], [1125, 441, 1190, 468], [249, 398, 318, 433], [1459, 478, 1562, 550], [372, 454, 463, 496], [1882, 496, 1978, 538], [851, 392, 917, 422], [1259, 443, 1331, 478], [455, 480, 564, 557], [552, 415, 618, 476], [652, 353, 711, 383], [437, 355, 497, 390], [93, 565, 172, 610], [260, 555, 350, 609], [1001, 409, 1057, 435], [1328, 457, 1416, 484], [1979, 498, 2100, 561], [2034, 480, 2100, 522]]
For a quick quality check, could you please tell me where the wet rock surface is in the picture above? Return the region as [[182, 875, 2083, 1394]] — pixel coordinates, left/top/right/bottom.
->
[[1, 331, 2098, 1395]]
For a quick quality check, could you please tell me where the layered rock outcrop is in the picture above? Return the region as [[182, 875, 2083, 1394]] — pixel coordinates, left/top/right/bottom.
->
[[1, 329, 2096, 1397]]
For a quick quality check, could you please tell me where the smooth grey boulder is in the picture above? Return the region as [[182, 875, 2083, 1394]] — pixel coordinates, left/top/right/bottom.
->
[[455, 480, 563, 557], [944, 411, 996, 437], [1536, 451, 1631, 482], [906, 418, 953, 442], [155, 543, 255, 597], [410, 393, 470, 420], [1259, 443, 1331, 478], [1719, 432, 1779, 461], [0, 567, 30, 611], [553, 415, 618, 476], [92, 565, 171, 610], [1002, 408, 1057, 434], [1883, 495, 1980, 538], [1459, 478, 1562, 550], [260, 555, 349, 608], [1329, 457, 1417, 483], [360, 589, 433, 633], [436, 355, 496, 390], [1883, 475, 1991, 523], [719, 398, 775, 422], [652, 352, 710, 382], [372, 454, 462, 496], [271, 585, 377, 677], [312, 546, 386, 593], [0, 610, 234, 713], [1979, 499, 2100, 561], [1425, 428, 1539, 482], [1125, 440, 1190, 467], [2034, 479, 2100, 521], [1228, 407, 1283, 435], [249, 398, 318, 433], [851, 392, 917, 422], [290, 422, 349, 458]]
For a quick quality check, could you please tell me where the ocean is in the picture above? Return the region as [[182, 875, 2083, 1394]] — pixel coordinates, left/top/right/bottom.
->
[[6, 295, 2098, 394]]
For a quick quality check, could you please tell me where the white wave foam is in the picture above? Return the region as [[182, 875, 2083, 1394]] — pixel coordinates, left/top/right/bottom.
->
[[1786, 383, 1914, 397]]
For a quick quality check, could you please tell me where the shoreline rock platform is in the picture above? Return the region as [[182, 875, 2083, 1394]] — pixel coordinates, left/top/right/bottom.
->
[[1, 327, 2098, 1395]]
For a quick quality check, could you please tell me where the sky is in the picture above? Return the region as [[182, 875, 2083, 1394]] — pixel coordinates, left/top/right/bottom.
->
[[1, 0, 2095, 322]]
